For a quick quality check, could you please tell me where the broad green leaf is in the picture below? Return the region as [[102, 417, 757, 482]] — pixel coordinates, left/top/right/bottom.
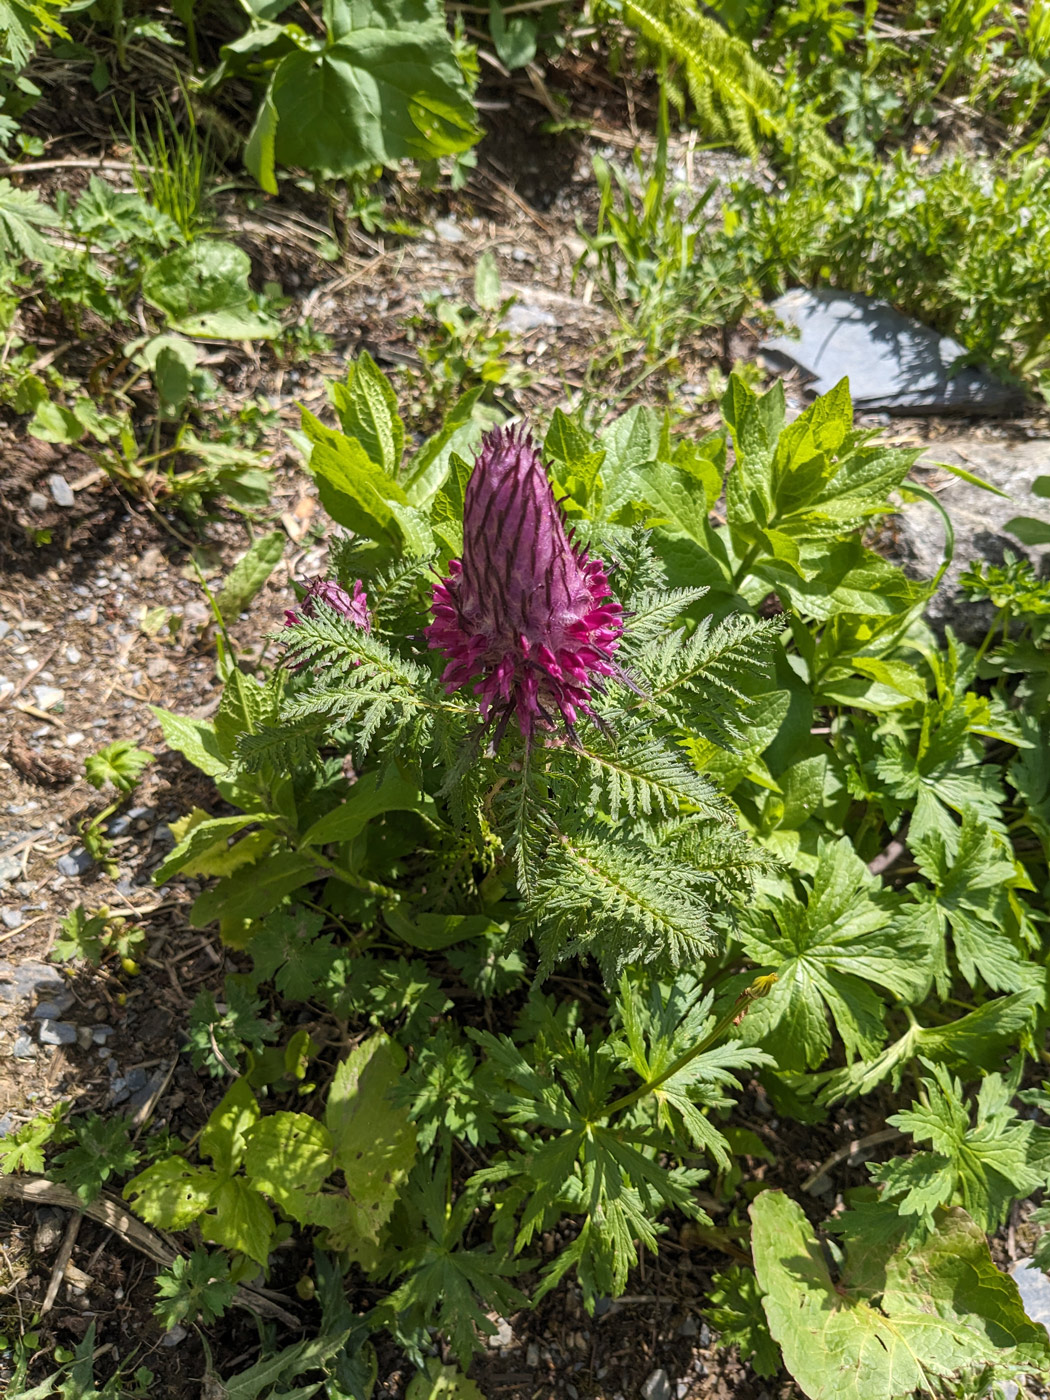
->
[[752, 1192, 1050, 1400], [325, 1033, 417, 1259], [331, 351, 405, 478], [301, 407, 433, 554], [190, 851, 318, 928], [142, 241, 279, 339], [215, 531, 285, 621], [739, 838, 932, 1070], [487, 0, 536, 68], [200, 1078, 261, 1176], [473, 249, 501, 312], [403, 389, 484, 507], [201, 1175, 277, 1265], [384, 908, 502, 950], [243, 1111, 335, 1213], [150, 706, 228, 778], [255, 3, 478, 182], [153, 812, 269, 885], [300, 768, 436, 848], [123, 1157, 216, 1230], [406, 1358, 486, 1400]]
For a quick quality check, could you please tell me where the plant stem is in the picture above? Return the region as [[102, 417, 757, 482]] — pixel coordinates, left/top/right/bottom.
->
[[599, 975, 776, 1121], [730, 544, 760, 592]]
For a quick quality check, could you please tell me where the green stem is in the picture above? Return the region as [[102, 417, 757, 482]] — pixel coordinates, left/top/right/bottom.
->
[[599, 975, 775, 1122], [730, 544, 761, 592]]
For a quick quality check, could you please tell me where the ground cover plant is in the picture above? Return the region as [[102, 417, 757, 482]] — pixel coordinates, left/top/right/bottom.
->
[[6, 357, 1050, 1398]]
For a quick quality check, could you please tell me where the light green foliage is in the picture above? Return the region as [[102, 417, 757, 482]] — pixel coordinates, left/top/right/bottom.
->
[[49, 1114, 140, 1205], [84, 739, 153, 794], [214, 531, 285, 621], [52, 904, 145, 968], [406, 1359, 486, 1400], [0, 1103, 67, 1175], [752, 1192, 1050, 1400], [737, 838, 930, 1071], [872, 1065, 1050, 1236]]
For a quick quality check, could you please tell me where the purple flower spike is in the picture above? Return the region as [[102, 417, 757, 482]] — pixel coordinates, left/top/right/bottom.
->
[[425, 424, 623, 742], [284, 577, 371, 633]]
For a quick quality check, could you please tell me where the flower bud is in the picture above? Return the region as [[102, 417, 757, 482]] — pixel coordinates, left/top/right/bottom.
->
[[426, 425, 622, 740]]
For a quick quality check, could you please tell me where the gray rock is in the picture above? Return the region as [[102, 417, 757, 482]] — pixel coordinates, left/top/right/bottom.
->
[[160, 1325, 188, 1347], [641, 1369, 671, 1400], [33, 1208, 67, 1255], [0, 855, 22, 884], [433, 217, 464, 243], [28, 491, 48, 512], [891, 436, 1050, 638], [126, 1067, 148, 1092], [526, 1342, 540, 1368], [502, 302, 557, 333], [698, 1321, 711, 1349], [1, 908, 23, 929], [33, 994, 74, 1020], [0, 959, 64, 1004], [104, 814, 131, 837], [38, 1019, 77, 1046], [762, 288, 1024, 416], [32, 684, 63, 711], [47, 473, 75, 507], [12, 1034, 37, 1058], [128, 1067, 167, 1112], [57, 849, 94, 878], [1012, 1258, 1050, 1326], [91, 1025, 113, 1044]]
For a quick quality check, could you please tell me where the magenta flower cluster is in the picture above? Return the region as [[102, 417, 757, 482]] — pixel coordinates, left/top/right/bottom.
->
[[284, 577, 371, 634], [425, 424, 622, 740]]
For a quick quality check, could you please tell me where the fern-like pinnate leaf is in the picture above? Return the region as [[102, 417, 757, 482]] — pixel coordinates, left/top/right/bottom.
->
[[641, 612, 781, 746], [559, 729, 724, 822], [616, 0, 786, 157], [521, 830, 717, 977]]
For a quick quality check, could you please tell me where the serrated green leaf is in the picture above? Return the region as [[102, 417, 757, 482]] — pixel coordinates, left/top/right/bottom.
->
[[215, 531, 285, 621]]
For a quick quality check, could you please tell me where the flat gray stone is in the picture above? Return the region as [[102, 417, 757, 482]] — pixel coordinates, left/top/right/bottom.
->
[[57, 849, 94, 877], [1, 908, 23, 929], [891, 435, 1050, 637], [38, 1019, 77, 1046], [433, 217, 464, 243], [12, 1034, 37, 1058], [0, 959, 64, 1004], [0, 854, 22, 884], [32, 994, 74, 1020], [32, 685, 63, 711], [47, 473, 75, 507], [763, 288, 1024, 416]]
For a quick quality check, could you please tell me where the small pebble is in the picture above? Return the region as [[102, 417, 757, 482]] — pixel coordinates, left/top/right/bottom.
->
[[126, 1067, 148, 1092], [490, 1317, 514, 1349], [0, 855, 21, 884], [526, 1343, 540, 1369], [64, 731, 85, 747], [1, 909, 23, 930], [76, 1026, 94, 1050], [57, 849, 94, 878], [33, 995, 74, 1019], [38, 1019, 77, 1046], [65, 645, 81, 665], [27, 491, 48, 512], [433, 217, 464, 243], [92, 1025, 114, 1044], [161, 1325, 188, 1348], [47, 474, 75, 507], [12, 1034, 37, 1058], [642, 1370, 671, 1400], [32, 684, 63, 711]]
